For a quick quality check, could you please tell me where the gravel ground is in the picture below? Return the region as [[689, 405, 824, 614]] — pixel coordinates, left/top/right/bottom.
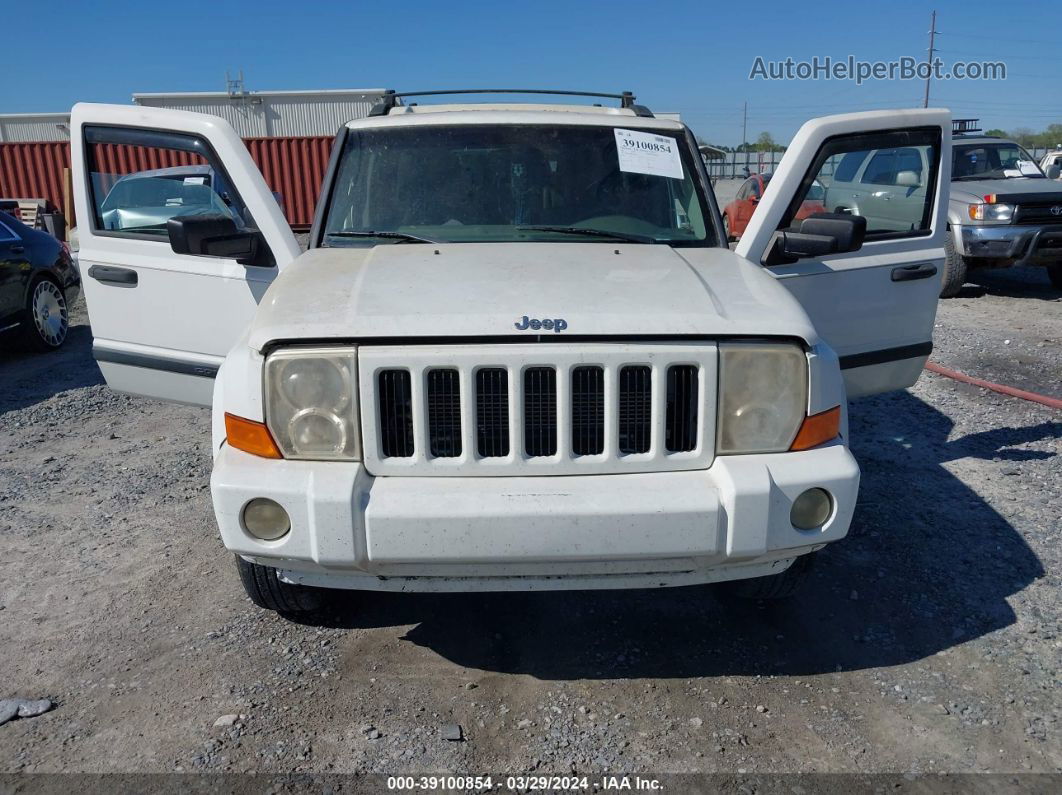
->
[[0, 267, 1059, 777]]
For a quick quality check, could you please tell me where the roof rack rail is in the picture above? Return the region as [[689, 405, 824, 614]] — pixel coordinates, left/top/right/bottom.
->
[[367, 89, 654, 118], [952, 118, 982, 135]]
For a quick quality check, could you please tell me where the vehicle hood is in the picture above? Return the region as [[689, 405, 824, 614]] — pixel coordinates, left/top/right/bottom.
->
[[248, 243, 818, 350], [950, 177, 1062, 203]]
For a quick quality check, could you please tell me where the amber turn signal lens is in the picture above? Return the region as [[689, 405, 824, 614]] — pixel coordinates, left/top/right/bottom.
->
[[789, 406, 841, 451], [225, 413, 283, 459]]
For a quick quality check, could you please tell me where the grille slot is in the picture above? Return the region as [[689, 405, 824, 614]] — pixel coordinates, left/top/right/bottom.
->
[[426, 369, 461, 457], [618, 365, 652, 454], [476, 368, 510, 457], [361, 345, 715, 476], [523, 367, 557, 457], [665, 365, 699, 452], [378, 369, 415, 458], [571, 366, 605, 456]]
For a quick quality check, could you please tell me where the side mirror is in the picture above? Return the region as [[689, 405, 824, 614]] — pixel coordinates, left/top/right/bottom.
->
[[895, 170, 921, 188], [766, 212, 867, 265], [1047, 165, 1061, 180], [167, 214, 261, 264]]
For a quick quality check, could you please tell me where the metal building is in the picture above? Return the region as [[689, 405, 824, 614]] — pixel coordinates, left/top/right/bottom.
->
[[0, 112, 72, 142], [131, 88, 387, 137]]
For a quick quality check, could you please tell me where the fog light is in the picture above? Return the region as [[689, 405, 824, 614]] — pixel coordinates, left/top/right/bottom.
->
[[790, 488, 832, 530], [241, 498, 290, 540]]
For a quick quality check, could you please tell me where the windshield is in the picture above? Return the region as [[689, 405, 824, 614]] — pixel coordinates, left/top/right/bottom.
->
[[953, 143, 1043, 180], [323, 124, 714, 246], [102, 174, 213, 210]]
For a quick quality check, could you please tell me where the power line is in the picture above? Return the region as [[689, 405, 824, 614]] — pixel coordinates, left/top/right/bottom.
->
[[946, 31, 1057, 46]]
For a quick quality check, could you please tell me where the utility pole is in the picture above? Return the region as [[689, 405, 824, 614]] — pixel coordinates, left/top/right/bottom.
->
[[741, 101, 748, 178], [923, 10, 938, 108]]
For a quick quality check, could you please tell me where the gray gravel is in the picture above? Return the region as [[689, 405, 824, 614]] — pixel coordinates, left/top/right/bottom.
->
[[0, 271, 1059, 775]]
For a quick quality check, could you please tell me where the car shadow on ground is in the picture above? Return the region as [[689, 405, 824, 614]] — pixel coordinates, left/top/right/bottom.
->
[[961, 265, 1061, 300], [0, 321, 103, 415], [309, 390, 1047, 680]]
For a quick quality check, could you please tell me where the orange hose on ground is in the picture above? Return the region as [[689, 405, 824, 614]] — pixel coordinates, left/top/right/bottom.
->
[[924, 362, 1062, 411]]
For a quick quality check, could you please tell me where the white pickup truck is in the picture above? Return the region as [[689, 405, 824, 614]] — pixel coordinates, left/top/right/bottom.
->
[[70, 92, 950, 617]]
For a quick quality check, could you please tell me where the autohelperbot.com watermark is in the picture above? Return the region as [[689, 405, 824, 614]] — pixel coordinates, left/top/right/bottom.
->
[[750, 55, 1006, 84]]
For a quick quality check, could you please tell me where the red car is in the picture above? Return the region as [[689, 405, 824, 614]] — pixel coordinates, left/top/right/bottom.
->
[[722, 173, 826, 241]]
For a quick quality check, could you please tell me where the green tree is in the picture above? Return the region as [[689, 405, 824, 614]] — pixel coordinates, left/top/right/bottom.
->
[[751, 131, 783, 152], [1010, 127, 1036, 147]]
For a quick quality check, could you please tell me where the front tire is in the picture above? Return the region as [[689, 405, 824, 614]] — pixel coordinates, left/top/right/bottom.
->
[[21, 277, 69, 351], [716, 553, 815, 600], [235, 556, 328, 617], [1047, 263, 1062, 290], [940, 227, 967, 298]]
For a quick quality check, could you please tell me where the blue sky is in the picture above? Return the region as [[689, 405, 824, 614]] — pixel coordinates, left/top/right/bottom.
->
[[2, 0, 1056, 145]]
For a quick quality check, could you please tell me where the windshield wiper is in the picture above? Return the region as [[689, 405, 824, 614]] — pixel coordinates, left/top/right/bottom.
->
[[516, 225, 657, 244], [326, 230, 437, 244]]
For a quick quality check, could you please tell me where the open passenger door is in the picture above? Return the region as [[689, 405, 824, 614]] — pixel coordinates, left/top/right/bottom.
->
[[70, 103, 301, 405], [734, 109, 951, 397]]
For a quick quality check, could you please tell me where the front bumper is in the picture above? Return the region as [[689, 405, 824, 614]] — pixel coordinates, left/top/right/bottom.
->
[[210, 441, 860, 592], [959, 223, 1062, 265]]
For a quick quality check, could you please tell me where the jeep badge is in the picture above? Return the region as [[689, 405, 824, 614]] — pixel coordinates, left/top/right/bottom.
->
[[515, 315, 568, 332]]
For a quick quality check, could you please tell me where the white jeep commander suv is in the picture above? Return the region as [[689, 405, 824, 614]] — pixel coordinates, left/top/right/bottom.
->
[[70, 91, 950, 617]]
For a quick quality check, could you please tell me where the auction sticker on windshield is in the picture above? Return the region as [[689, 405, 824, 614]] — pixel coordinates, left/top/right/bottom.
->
[[614, 128, 684, 179]]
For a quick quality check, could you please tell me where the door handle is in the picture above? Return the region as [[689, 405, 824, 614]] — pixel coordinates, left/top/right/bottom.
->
[[10, 245, 24, 254], [891, 263, 937, 282], [88, 265, 138, 286]]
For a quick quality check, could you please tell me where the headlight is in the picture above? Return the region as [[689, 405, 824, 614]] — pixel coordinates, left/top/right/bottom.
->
[[968, 202, 1014, 222], [264, 347, 360, 460], [716, 342, 807, 455]]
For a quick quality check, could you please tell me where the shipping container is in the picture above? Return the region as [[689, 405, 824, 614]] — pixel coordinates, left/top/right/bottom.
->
[[0, 136, 334, 230]]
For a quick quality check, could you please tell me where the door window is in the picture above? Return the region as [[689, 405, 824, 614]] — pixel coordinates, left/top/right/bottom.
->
[[83, 126, 251, 241], [860, 148, 924, 186], [0, 219, 18, 242], [832, 150, 870, 183], [780, 128, 940, 239]]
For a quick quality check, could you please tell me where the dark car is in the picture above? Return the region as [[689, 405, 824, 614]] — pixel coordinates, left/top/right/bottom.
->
[[0, 211, 81, 351]]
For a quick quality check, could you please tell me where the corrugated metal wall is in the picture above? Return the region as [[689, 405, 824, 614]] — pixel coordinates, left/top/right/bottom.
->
[[0, 136, 334, 229], [245, 136, 333, 230], [0, 114, 71, 142], [0, 142, 70, 213], [132, 92, 380, 137]]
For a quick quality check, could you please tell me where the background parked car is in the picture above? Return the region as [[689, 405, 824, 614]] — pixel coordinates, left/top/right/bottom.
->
[[945, 133, 1062, 295], [722, 173, 826, 241], [0, 211, 81, 351], [821, 146, 931, 234], [1038, 150, 1062, 179]]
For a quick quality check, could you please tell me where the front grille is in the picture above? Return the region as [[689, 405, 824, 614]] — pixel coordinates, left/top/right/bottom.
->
[[378, 369, 414, 458], [618, 365, 652, 454], [523, 367, 557, 457], [426, 369, 461, 457], [1014, 203, 1062, 224], [361, 345, 714, 476]]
